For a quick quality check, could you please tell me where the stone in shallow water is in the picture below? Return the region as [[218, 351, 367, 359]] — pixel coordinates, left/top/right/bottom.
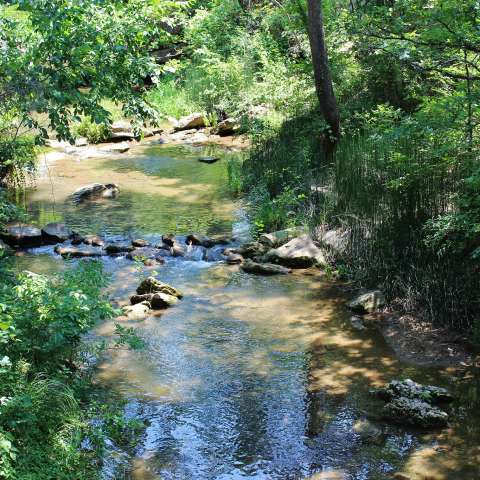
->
[[132, 238, 150, 248], [240, 259, 291, 275], [83, 235, 105, 247], [0, 223, 43, 248], [122, 301, 151, 320], [198, 156, 220, 164], [375, 379, 453, 404], [105, 242, 135, 255], [55, 245, 105, 258], [136, 276, 183, 298], [130, 292, 178, 309], [41, 223, 73, 244], [382, 397, 449, 428]]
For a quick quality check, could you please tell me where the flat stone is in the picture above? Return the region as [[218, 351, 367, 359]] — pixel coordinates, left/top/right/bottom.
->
[[130, 292, 178, 309], [241, 259, 291, 275], [41, 223, 73, 243], [99, 142, 130, 153], [198, 156, 220, 164], [264, 234, 327, 268], [347, 290, 386, 314], [105, 242, 135, 255], [55, 245, 105, 258], [136, 276, 183, 298], [0, 223, 43, 248], [132, 238, 150, 248]]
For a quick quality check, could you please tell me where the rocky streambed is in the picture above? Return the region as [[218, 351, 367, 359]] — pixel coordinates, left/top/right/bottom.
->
[[5, 141, 480, 480]]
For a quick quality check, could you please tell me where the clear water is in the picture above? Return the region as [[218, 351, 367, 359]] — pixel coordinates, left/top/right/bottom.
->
[[10, 142, 480, 479]]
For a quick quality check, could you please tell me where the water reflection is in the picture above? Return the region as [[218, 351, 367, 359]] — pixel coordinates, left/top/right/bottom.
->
[[11, 143, 480, 479]]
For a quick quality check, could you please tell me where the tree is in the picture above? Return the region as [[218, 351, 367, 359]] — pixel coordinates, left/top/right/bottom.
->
[[306, 0, 340, 156]]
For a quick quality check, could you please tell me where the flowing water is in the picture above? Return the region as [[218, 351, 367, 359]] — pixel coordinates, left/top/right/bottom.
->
[[10, 142, 480, 479]]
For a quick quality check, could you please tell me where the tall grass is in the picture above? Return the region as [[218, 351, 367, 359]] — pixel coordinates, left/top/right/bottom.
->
[[241, 115, 479, 333]]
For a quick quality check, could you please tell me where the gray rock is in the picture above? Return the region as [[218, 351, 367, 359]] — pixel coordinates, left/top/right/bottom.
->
[[233, 241, 269, 259], [132, 238, 150, 248], [105, 242, 135, 255], [127, 247, 166, 264], [319, 228, 350, 255], [122, 301, 151, 320], [173, 113, 206, 131], [72, 183, 119, 201], [241, 259, 291, 275], [264, 234, 327, 268], [99, 142, 130, 154], [226, 253, 243, 264], [136, 276, 183, 298], [347, 290, 386, 314], [259, 227, 307, 248], [83, 235, 105, 247], [41, 223, 73, 244], [130, 292, 178, 309], [375, 379, 453, 404], [55, 245, 105, 258], [0, 223, 43, 248], [171, 244, 185, 257], [383, 397, 448, 428]]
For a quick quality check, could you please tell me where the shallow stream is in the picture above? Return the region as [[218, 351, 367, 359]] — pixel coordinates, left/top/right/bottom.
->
[[10, 142, 480, 479]]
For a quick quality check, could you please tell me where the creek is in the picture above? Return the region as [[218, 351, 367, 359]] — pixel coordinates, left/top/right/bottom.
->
[[10, 141, 480, 479]]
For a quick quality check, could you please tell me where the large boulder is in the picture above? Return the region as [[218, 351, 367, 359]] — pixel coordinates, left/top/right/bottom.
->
[[259, 227, 307, 249], [232, 241, 269, 260], [136, 276, 183, 298], [318, 228, 350, 255], [186, 234, 229, 248], [72, 183, 119, 202], [41, 223, 73, 244], [264, 234, 327, 268], [0, 223, 43, 248], [347, 290, 386, 314], [55, 245, 105, 258], [130, 292, 178, 309], [109, 121, 135, 141], [241, 259, 291, 275], [382, 397, 448, 429], [173, 113, 206, 131]]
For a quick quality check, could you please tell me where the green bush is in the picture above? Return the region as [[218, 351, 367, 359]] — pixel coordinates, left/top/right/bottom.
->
[[72, 118, 111, 144]]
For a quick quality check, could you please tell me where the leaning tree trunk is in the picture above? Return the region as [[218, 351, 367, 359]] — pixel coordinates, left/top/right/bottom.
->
[[306, 0, 340, 157]]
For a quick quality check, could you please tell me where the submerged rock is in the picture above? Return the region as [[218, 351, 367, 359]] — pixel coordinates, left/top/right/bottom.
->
[[55, 245, 105, 258], [264, 234, 327, 268], [241, 259, 291, 275], [0, 223, 43, 248], [382, 397, 448, 428], [130, 292, 178, 309], [353, 419, 384, 445], [136, 276, 183, 298], [347, 290, 386, 314], [41, 223, 73, 244], [127, 247, 165, 264]]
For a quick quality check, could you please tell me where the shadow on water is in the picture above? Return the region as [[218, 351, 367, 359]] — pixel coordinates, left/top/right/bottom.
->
[[10, 142, 480, 479]]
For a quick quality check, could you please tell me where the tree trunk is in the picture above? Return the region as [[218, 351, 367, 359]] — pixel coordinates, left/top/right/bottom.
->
[[306, 0, 340, 156]]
